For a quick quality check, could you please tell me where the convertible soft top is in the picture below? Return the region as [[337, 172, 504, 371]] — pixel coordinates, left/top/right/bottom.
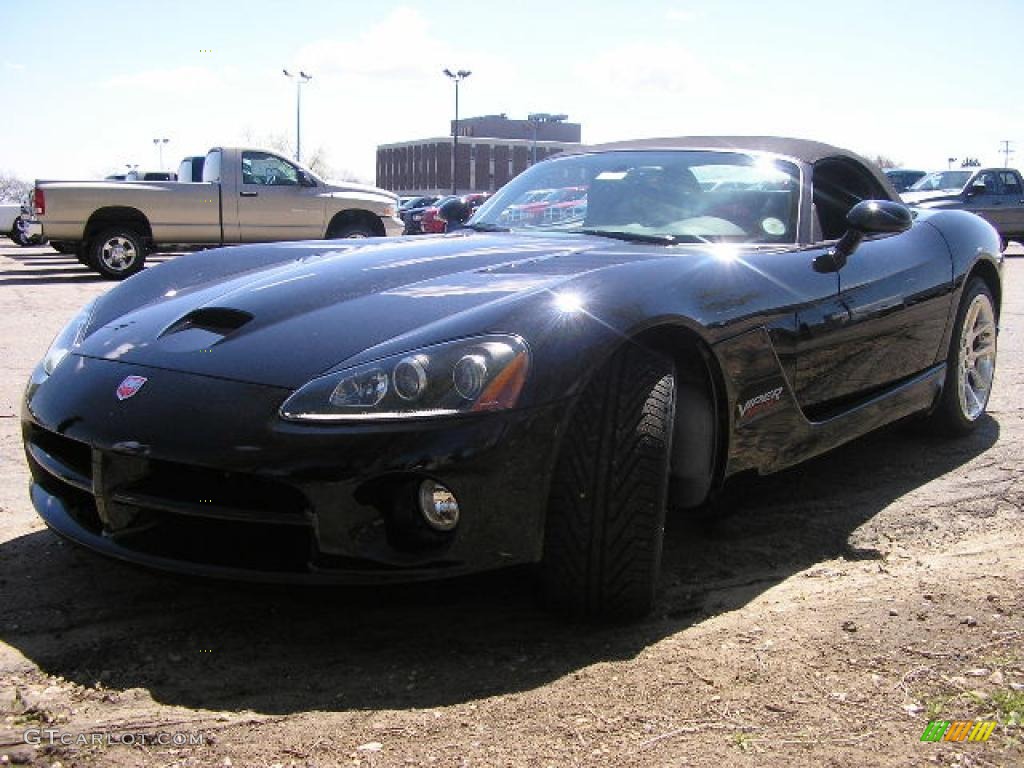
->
[[569, 135, 897, 198]]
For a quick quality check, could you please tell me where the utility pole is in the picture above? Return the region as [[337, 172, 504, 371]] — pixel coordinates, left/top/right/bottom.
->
[[999, 140, 1015, 168]]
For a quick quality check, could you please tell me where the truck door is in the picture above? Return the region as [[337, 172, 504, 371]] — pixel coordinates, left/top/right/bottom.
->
[[235, 151, 325, 242], [962, 170, 1003, 230], [993, 170, 1024, 235]]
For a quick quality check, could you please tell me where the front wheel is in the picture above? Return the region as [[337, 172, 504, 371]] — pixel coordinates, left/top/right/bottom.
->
[[540, 344, 675, 622], [89, 227, 147, 279], [930, 278, 997, 435], [328, 222, 377, 239]]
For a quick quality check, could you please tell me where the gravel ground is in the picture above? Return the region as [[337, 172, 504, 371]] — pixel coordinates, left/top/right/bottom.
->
[[1, 240, 1021, 768]]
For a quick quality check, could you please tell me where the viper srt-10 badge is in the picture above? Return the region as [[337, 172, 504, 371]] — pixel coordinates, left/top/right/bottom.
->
[[738, 386, 785, 420], [116, 376, 148, 400]]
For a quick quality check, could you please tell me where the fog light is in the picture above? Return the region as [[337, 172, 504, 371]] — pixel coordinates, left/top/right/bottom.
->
[[418, 479, 459, 531]]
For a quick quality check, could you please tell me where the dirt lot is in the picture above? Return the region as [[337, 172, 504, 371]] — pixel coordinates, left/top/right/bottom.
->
[[0, 241, 1021, 768]]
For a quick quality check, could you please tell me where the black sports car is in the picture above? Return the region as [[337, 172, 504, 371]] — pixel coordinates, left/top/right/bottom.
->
[[22, 137, 1002, 621]]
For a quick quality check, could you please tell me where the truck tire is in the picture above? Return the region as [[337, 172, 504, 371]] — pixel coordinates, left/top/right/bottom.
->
[[328, 222, 377, 239], [89, 227, 147, 280], [540, 344, 675, 622]]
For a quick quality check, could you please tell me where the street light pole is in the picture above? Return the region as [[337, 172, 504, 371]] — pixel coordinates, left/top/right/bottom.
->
[[527, 113, 569, 166], [443, 68, 471, 194], [283, 69, 313, 163], [152, 138, 169, 170]]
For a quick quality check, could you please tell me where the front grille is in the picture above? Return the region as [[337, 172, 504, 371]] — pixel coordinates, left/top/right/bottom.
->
[[26, 424, 319, 573]]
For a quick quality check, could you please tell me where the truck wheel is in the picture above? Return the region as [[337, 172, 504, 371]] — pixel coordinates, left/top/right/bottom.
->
[[328, 222, 377, 239], [929, 278, 997, 435], [540, 344, 675, 622], [90, 227, 146, 279]]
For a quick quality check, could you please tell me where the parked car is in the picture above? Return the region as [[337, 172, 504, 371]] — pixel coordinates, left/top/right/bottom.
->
[[883, 168, 927, 193], [902, 167, 1024, 247], [105, 171, 178, 181], [35, 147, 403, 278], [434, 193, 490, 233], [177, 155, 206, 183], [21, 136, 1001, 621], [1, 199, 44, 246], [399, 195, 442, 234]]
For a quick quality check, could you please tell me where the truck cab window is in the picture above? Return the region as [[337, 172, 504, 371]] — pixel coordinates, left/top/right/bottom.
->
[[241, 151, 299, 186]]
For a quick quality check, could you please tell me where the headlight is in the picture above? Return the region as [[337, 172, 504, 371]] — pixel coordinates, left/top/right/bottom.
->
[[280, 335, 530, 422], [41, 300, 96, 376]]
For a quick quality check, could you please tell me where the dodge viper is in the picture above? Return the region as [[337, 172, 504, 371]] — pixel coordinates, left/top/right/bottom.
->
[[22, 137, 1002, 620]]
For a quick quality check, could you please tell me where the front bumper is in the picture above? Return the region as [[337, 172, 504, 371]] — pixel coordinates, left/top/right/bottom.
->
[[22, 355, 565, 583], [382, 215, 405, 237]]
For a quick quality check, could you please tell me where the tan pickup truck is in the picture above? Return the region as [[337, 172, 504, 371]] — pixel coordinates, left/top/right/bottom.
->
[[34, 147, 403, 278]]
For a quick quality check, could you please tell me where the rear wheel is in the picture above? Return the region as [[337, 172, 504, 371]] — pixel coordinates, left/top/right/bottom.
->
[[930, 278, 997, 435], [89, 227, 146, 279], [541, 344, 675, 622]]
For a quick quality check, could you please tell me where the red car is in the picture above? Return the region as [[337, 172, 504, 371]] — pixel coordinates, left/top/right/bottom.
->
[[422, 193, 491, 234]]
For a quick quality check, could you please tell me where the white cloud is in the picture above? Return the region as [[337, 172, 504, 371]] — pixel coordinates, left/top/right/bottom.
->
[[666, 9, 697, 23]]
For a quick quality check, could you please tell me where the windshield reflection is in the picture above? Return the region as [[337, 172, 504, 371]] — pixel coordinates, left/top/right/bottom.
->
[[471, 150, 800, 245]]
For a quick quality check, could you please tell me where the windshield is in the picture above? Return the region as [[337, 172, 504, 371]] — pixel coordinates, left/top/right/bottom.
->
[[470, 150, 801, 244], [908, 170, 971, 192]]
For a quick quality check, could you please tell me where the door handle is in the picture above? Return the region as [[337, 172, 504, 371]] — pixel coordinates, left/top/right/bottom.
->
[[240, 191, 258, 198]]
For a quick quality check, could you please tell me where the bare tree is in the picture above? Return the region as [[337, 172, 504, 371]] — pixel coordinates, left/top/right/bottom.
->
[[239, 129, 335, 178], [870, 154, 900, 170], [0, 172, 31, 203]]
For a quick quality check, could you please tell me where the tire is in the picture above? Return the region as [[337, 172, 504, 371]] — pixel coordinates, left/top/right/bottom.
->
[[540, 344, 675, 622], [89, 227, 146, 279], [10, 216, 32, 246], [328, 222, 377, 239], [930, 278, 997, 435]]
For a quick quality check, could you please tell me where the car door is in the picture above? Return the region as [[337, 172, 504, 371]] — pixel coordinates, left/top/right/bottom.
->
[[236, 151, 325, 242], [791, 157, 955, 415]]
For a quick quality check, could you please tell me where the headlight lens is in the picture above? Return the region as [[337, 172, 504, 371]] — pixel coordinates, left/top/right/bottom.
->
[[280, 335, 530, 421], [41, 300, 96, 376]]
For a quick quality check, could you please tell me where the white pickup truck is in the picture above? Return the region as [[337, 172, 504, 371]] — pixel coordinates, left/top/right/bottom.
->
[[35, 146, 403, 278]]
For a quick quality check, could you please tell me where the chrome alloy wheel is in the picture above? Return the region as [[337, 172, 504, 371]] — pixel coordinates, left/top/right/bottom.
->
[[99, 235, 138, 273], [957, 292, 997, 421]]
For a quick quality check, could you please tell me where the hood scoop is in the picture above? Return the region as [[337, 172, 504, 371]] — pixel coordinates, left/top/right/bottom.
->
[[157, 307, 254, 352]]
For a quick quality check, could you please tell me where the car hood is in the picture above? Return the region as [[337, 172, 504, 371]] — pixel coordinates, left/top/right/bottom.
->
[[76, 233, 669, 389]]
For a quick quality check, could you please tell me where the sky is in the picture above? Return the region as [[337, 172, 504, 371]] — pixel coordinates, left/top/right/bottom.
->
[[2, 0, 1022, 185]]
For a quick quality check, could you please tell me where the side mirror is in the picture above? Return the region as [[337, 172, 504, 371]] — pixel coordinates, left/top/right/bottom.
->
[[438, 198, 472, 230], [298, 170, 316, 187], [966, 181, 987, 197], [815, 200, 912, 272]]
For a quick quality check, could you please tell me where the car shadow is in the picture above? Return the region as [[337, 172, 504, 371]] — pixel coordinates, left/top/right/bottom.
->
[[0, 416, 999, 714], [0, 256, 176, 285]]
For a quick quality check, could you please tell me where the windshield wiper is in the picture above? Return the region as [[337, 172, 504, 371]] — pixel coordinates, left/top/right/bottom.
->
[[465, 222, 511, 232], [579, 228, 700, 245]]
